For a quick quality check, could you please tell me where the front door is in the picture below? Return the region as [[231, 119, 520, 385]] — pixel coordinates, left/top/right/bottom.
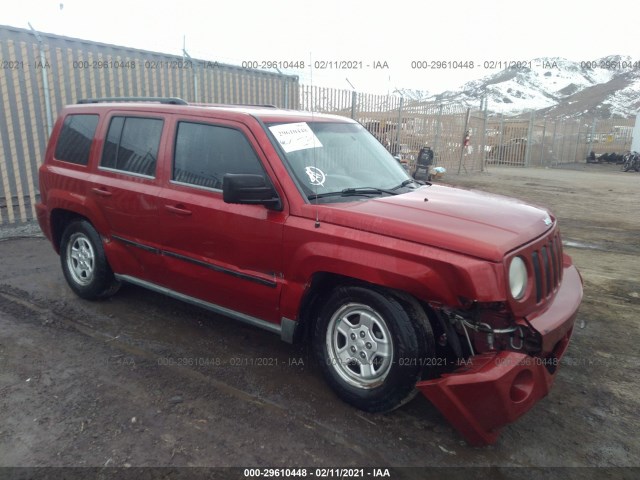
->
[[158, 116, 286, 324]]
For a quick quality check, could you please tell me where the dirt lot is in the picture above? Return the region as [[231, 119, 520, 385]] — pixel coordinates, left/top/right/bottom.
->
[[0, 163, 638, 478]]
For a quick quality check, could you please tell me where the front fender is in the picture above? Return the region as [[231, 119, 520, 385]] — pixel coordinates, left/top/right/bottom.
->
[[280, 217, 504, 321]]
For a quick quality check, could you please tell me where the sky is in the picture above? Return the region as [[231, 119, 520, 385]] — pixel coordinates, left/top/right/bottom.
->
[[3, 0, 639, 95]]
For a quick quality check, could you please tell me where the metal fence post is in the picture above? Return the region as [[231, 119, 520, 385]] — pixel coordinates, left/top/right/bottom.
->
[[524, 110, 535, 167], [588, 117, 597, 156], [350, 90, 357, 119], [551, 120, 558, 165], [539, 118, 547, 166], [457, 108, 471, 174], [559, 120, 567, 164], [574, 121, 582, 162], [182, 47, 199, 102], [433, 104, 443, 164], [395, 97, 404, 156], [283, 79, 289, 109], [480, 97, 488, 172], [28, 23, 53, 137], [498, 113, 505, 159]]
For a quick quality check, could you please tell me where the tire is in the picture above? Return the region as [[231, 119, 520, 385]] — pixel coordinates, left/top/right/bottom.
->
[[314, 285, 434, 413], [60, 220, 120, 300]]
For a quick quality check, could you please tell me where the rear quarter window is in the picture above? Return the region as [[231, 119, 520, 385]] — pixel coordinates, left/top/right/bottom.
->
[[53, 114, 99, 165]]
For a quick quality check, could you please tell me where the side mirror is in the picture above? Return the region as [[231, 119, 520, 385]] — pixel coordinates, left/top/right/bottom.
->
[[222, 174, 282, 210]]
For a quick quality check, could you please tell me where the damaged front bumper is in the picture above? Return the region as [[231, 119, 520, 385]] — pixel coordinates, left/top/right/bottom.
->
[[417, 264, 583, 446]]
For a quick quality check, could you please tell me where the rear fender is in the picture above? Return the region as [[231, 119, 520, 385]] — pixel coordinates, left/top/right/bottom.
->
[[46, 189, 110, 251]]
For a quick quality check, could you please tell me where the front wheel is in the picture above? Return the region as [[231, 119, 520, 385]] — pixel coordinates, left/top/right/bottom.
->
[[60, 220, 120, 299], [314, 285, 434, 413]]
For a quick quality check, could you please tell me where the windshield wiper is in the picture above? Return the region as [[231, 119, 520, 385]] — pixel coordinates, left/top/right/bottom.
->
[[342, 186, 398, 195], [308, 187, 398, 201], [391, 179, 418, 190], [392, 178, 432, 190]]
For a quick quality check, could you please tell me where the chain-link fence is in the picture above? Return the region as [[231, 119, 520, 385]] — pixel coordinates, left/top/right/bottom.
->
[[300, 85, 636, 172], [485, 114, 635, 167], [299, 85, 488, 174]]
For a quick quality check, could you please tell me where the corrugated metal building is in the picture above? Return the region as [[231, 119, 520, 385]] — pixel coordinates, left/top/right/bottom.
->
[[0, 24, 299, 225]]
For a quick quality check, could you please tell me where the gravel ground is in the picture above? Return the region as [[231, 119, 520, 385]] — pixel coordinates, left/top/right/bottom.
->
[[0, 163, 638, 480]]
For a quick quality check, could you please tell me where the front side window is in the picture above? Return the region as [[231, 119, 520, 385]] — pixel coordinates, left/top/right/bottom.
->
[[267, 121, 413, 202], [173, 121, 264, 190], [54, 114, 99, 165], [101, 116, 163, 176]]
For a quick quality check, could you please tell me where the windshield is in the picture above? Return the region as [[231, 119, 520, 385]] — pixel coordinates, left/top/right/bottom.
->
[[267, 121, 416, 202]]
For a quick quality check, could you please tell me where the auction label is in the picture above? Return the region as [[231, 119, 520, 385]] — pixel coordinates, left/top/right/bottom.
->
[[269, 122, 322, 153]]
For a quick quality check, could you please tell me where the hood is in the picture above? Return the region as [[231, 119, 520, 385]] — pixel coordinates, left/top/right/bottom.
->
[[316, 185, 553, 262]]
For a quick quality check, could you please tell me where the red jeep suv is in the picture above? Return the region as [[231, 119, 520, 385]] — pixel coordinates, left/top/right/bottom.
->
[[36, 97, 583, 445]]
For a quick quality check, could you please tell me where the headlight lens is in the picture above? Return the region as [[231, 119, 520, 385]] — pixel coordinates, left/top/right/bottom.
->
[[509, 256, 528, 300]]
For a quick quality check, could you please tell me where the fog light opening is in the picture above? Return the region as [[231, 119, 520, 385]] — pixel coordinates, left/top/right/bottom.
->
[[510, 369, 534, 403]]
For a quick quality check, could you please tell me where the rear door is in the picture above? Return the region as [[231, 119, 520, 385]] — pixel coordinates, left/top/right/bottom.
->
[[158, 115, 286, 323], [89, 113, 166, 281]]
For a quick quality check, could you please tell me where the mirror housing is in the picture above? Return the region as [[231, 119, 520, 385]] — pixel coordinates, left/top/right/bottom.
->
[[223, 174, 282, 210]]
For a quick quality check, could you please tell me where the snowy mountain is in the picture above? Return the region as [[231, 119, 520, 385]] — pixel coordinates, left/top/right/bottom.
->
[[412, 56, 640, 119]]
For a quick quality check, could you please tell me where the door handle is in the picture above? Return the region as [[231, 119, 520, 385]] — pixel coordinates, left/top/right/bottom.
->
[[91, 187, 112, 197], [164, 204, 192, 216]]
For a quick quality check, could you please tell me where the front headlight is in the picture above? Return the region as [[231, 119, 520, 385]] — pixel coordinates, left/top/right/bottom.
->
[[509, 256, 528, 300]]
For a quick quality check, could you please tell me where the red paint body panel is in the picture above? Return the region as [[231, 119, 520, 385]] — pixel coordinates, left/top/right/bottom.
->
[[418, 351, 553, 446], [316, 186, 553, 262], [279, 213, 506, 321]]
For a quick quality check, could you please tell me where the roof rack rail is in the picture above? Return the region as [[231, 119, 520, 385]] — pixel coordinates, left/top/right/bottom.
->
[[77, 97, 188, 105], [190, 102, 278, 108]]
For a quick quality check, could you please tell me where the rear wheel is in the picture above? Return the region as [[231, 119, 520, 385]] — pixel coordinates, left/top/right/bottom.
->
[[60, 220, 120, 299], [314, 285, 434, 412]]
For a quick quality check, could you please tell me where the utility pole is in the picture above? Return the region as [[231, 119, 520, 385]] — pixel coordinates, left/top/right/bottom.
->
[[183, 37, 198, 102], [28, 23, 53, 136]]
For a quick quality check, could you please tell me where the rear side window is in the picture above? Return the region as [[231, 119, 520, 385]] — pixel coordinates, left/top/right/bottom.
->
[[101, 116, 163, 176], [173, 121, 264, 190], [54, 114, 99, 165]]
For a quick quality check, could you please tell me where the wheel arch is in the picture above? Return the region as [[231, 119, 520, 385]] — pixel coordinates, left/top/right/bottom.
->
[[50, 209, 91, 253], [44, 187, 110, 254], [294, 271, 441, 348]]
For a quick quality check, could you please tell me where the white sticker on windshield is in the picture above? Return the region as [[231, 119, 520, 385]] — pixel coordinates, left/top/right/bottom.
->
[[305, 166, 326, 187], [269, 122, 322, 153]]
